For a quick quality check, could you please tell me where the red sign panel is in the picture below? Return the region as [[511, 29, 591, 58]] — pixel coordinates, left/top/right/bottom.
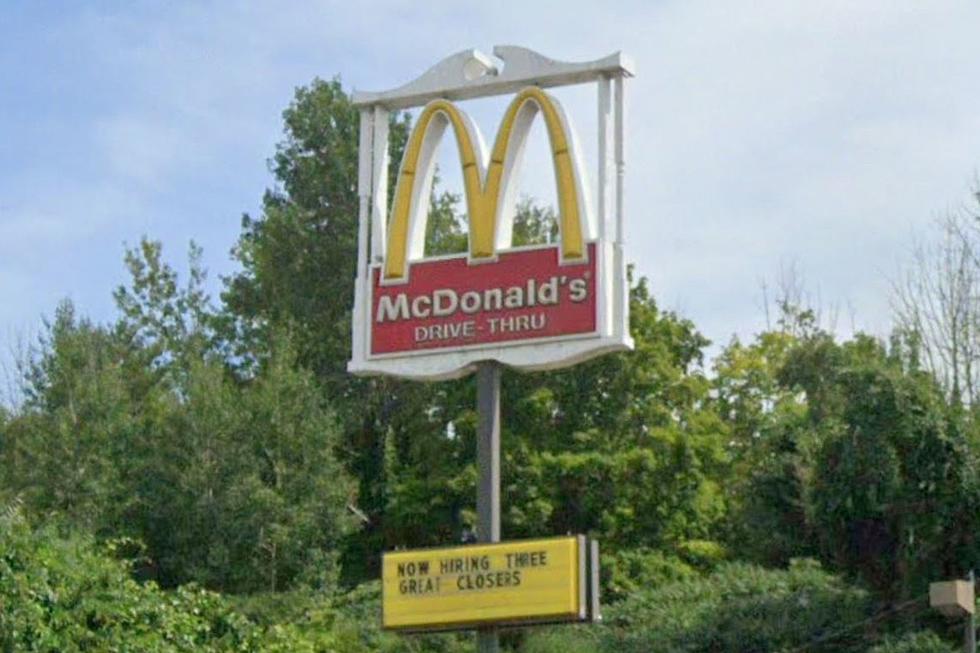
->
[[370, 243, 598, 356]]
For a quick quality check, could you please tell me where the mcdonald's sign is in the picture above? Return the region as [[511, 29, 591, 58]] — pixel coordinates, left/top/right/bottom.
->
[[350, 47, 634, 380]]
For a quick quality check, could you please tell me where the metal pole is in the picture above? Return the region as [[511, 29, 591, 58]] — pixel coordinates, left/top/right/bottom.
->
[[476, 361, 501, 653], [968, 569, 976, 653]]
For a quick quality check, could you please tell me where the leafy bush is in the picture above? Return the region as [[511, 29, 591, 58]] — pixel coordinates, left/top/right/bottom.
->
[[0, 503, 476, 652], [602, 547, 697, 601], [598, 559, 873, 653], [523, 559, 958, 653], [520, 627, 598, 653], [0, 505, 263, 652], [232, 582, 473, 653], [869, 631, 958, 653], [675, 539, 728, 572]]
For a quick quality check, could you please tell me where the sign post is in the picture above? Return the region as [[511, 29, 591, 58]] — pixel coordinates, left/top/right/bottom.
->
[[350, 45, 633, 642], [476, 361, 502, 651]]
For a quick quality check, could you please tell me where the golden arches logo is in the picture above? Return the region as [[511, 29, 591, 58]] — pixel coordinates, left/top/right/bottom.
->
[[383, 87, 590, 281]]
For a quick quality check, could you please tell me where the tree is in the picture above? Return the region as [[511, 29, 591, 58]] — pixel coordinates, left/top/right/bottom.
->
[[113, 238, 214, 371], [220, 77, 738, 583], [0, 239, 358, 594], [382, 276, 731, 556], [712, 329, 815, 566], [220, 78, 431, 583], [221, 78, 409, 384], [781, 333, 980, 599], [111, 241, 357, 593], [891, 188, 980, 405], [131, 337, 355, 593], [5, 301, 137, 534]]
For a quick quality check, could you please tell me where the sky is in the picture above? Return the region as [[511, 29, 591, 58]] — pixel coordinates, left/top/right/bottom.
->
[[2, 0, 980, 384]]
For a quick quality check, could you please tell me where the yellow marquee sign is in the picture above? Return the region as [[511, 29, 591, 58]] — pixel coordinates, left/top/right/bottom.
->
[[382, 536, 599, 631]]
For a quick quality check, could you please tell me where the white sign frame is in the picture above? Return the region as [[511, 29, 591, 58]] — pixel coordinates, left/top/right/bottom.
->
[[349, 46, 634, 380]]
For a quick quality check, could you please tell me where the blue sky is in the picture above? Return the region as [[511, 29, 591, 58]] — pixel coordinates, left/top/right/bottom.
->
[[2, 1, 980, 389]]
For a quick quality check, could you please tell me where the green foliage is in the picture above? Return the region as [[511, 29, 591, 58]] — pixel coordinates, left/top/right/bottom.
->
[[793, 335, 973, 598], [3, 242, 356, 594], [597, 559, 873, 653], [113, 238, 214, 369], [372, 275, 731, 569], [510, 198, 559, 247], [868, 630, 959, 653], [713, 330, 799, 447], [6, 301, 136, 534], [0, 505, 264, 652], [425, 189, 468, 256], [222, 77, 408, 384], [495, 277, 728, 551], [675, 539, 728, 572], [231, 583, 473, 653], [521, 560, 957, 653], [714, 321, 980, 600], [868, 631, 958, 653], [713, 330, 815, 567], [131, 335, 355, 592], [5, 73, 980, 652], [520, 628, 598, 653], [0, 507, 477, 652], [220, 76, 733, 586], [220, 77, 446, 584], [601, 547, 697, 601], [7, 532, 933, 653]]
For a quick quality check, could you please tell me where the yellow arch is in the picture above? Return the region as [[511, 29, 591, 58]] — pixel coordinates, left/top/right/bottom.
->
[[384, 87, 585, 281]]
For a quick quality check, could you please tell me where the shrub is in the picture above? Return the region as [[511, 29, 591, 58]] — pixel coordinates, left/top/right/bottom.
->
[[869, 631, 957, 653], [602, 547, 698, 601], [0, 505, 263, 652]]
